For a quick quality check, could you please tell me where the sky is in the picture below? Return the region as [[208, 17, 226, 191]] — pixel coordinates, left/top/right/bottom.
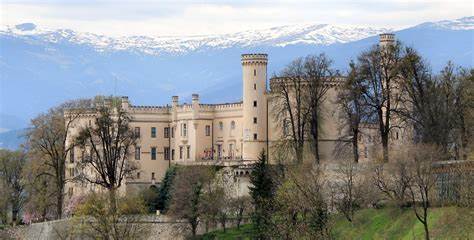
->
[[0, 0, 472, 37]]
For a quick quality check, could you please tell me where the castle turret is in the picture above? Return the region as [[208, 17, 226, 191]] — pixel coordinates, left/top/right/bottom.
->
[[241, 54, 268, 161], [379, 33, 395, 48]]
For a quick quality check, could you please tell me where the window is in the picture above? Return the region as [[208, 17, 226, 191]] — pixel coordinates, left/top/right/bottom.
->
[[217, 144, 222, 158], [253, 101, 257, 107], [253, 133, 258, 140], [179, 146, 183, 159], [254, 84, 256, 90], [229, 144, 234, 157], [70, 148, 75, 163], [151, 172, 155, 180], [134, 127, 140, 138], [88, 119, 92, 126], [205, 125, 211, 136], [171, 127, 175, 138], [254, 69, 256, 76], [231, 121, 236, 130], [164, 147, 170, 160], [171, 149, 175, 160], [151, 127, 156, 138], [69, 168, 74, 177], [137, 172, 140, 179], [135, 146, 141, 160], [396, 131, 399, 140], [253, 117, 257, 124], [164, 127, 170, 138], [187, 146, 190, 159], [151, 147, 156, 160], [181, 123, 187, 137], [219, 122, 223, 131]]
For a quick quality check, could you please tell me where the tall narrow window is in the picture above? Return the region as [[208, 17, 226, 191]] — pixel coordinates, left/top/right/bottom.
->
[[253, 133, 258, 140], [164, 147, 170, 160], [137, 172, 140, 179], [171, 149, 175, 160], [135, 146, 141, 160], [254, 69, 256, 76], [134, 127, 140, 138], [253, 117, 257, 124], [253, 101, 257, 107], [179, 146, 183, 159], [187, 146, 190, 159], [254, 84, 256, 90], [219, 122, 223, 131], [205, 125, 211, 136], [182, 123, 187, 137], [231, 121, 236, 130], [151, 127, 156, 138], [171, 127, 175, 138], [164, 127, 170, 138], [151, 172, 155, 180], [151, 147, 156, 160], [70, 148, 75, 163]]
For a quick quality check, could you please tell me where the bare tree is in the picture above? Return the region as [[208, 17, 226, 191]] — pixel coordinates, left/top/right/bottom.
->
[[271, 59, 311, 164], [0, 150, 27, 225], [230, 196, 252, 230], [356, 42, 404, 162], [74, 101, 138, 212], [372, 157, 412, 207], [337, 62, 366, 163], [334, 158, 364, 222], [406, 144, 440, 240], [26, 99, 92, 219], [305, 54, 334, 164], [271, 54, 334, 164], [168, 166, 214, 237]]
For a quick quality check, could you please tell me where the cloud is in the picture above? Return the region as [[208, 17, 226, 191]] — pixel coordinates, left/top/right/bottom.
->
[[1, 0, 472, 36]]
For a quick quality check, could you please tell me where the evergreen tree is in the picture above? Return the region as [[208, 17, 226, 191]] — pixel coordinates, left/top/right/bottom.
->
[[249, 151, 274, 239], [157, 166, 177, 212]]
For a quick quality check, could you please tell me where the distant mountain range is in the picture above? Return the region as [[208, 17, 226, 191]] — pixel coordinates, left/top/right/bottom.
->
[[0, 16, 472, 149]]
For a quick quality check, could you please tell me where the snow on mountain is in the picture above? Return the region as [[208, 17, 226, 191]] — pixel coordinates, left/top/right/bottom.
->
[[1, 22, 391, 55], [415, 16, 474, 30]]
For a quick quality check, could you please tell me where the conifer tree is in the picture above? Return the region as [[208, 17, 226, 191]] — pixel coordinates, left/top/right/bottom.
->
[[249, 151, 274, 239]]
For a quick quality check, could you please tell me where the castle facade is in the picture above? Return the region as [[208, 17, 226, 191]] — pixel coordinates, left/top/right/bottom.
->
[[65, 34, 401, 197]]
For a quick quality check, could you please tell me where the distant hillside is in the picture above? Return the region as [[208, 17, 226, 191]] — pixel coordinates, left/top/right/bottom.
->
[[0, 129, 26, 150]]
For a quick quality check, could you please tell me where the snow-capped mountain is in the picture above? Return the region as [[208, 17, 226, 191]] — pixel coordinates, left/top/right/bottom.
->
[[0, 16, 472, 149], [415, 16, 474, 30], [1, 22, 392, 55]]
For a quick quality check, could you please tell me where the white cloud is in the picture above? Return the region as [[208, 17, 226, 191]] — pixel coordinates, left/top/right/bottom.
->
[[0, 0, 472, 36]]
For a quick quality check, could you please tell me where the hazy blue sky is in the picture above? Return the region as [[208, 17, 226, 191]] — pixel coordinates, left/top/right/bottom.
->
[[1, 0, 472, 36]]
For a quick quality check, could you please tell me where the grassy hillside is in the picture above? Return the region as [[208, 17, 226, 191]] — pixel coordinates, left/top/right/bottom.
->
[[199, 207, 474, 239]]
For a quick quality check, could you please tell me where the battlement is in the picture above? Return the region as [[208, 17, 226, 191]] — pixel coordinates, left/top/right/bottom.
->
[[379, 33, 395, 46], [241, 53, 268, 65], [129, 105, 170, 114], [269, 76, 346, 90]]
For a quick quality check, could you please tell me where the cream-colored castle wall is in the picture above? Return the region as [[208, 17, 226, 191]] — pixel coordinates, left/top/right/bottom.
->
[[66, 34, 402, 200]]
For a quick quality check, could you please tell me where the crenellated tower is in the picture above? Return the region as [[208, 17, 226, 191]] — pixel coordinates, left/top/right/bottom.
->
[[241, 54, 268, 161]]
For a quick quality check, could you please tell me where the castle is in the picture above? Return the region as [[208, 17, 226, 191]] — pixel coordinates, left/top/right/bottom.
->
[[65, 33, 401, 197]]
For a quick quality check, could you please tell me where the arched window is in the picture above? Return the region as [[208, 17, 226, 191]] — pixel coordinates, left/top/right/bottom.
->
[[231, 121, 236, 130], [219, 121, 223, 131]]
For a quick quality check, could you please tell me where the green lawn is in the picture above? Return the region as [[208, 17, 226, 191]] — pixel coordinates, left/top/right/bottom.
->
[[199, 207, 474, 239]]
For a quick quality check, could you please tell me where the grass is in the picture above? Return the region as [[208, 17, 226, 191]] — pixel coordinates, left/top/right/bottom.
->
[[198, 223, 256, 240], [199, 207, 474, 239]]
